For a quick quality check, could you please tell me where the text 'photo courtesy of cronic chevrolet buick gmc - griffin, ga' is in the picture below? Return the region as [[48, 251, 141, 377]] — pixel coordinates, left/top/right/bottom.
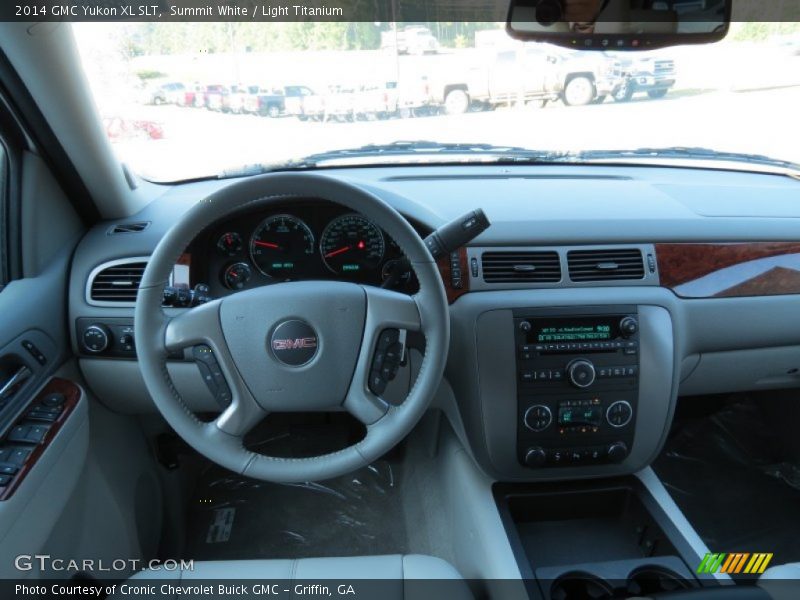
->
[[2, 1, 800, 599]]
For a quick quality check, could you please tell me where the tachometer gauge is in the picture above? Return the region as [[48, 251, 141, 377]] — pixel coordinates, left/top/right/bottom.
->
[[320, 214, 385, 275], [249, 214, 315, 277]]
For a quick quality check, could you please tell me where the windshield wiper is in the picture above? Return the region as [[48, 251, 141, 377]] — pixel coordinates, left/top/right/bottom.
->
[[290, 141, 569, 166], [218, 144, 800, 180], [217, 141, 569, 178], [574, 147, 800, 173]]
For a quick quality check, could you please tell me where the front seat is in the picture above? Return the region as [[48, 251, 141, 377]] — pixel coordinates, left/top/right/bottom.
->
[[113, 555, 471, 600]]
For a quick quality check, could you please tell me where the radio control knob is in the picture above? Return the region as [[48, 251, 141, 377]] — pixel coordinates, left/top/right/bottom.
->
[[567, 359, 596, 388], [518, 320, 532, 333], [524, 405, 553, 432], [82, 324, 110, 353], [607, 441, 628, 463], [620, 316, 638, 337], [524, 447, 547, 467]]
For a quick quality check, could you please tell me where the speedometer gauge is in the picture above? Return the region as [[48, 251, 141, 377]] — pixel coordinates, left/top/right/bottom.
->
[[249, 214, 315, 278], [320, 214, 385, 275]]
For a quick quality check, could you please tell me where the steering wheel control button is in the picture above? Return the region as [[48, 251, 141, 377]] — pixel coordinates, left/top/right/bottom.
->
[[524, 404, 553, 432], [369, 328, 403, 396], [82, 324, 110, 353], [269, 320, 319, 367], [567, 359, 596, 388], [607, 400, 634, 428], [193, 345, 232, 408]]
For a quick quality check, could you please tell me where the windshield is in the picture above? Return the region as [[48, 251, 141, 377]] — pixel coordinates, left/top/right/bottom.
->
[[73, 22, 800, 181]]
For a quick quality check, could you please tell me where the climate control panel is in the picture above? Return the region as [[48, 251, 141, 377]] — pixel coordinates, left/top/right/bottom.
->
[[514, 306, 639, 468]]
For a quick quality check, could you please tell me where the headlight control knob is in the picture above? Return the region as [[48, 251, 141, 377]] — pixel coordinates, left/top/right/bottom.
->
[[82, 324, 110, 353]]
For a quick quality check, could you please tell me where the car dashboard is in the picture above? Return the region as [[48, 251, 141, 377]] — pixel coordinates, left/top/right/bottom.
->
[[68, 163, 800, 482]]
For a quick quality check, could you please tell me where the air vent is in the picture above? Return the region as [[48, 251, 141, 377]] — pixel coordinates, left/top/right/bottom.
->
[[89, 261, 147, 303], [109, 221, 150, 234], [481, 251, 561, 283], [567, 248, 645, 282]]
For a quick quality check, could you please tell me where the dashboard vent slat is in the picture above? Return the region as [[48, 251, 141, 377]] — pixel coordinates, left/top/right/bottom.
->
[[482, 251, 561, 283], [109, 221, 150, 234], [89, 261, 147, 302], [567, 249, 645, 282]]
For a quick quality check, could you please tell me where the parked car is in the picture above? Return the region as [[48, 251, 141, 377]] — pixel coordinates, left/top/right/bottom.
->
[[426, 45, 622, 113], [610, 54, 677, 102], [322, 85, 357, 121], [381, 26, 440, 55], [222, 84, 258, 114], [242, 86, 286, 117], [103, 116, 164, 141], [353, 82, 399, 120], [142, 81, 185, 105], [177, 83, 203, 107], [283, 85, 323, 120]]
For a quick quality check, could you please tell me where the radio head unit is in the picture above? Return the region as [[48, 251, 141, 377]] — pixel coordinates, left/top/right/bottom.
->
[[514, 306, 640, 469]]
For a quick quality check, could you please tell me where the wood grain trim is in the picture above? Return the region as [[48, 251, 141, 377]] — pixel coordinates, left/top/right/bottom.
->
[[0, 378, 81, 501], [656, 242, 800, 298], [437, 247, 470, 303]]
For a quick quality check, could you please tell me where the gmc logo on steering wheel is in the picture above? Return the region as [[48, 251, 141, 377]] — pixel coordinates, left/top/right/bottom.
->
[[272, 337, 317, 351]]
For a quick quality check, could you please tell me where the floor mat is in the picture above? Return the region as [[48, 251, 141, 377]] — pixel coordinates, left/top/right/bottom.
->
[[184, 419, 408, 561], [654, 397, 800, 568]]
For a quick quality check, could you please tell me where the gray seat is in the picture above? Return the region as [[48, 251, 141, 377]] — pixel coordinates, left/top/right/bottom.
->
[[115, 555, 471, 600]]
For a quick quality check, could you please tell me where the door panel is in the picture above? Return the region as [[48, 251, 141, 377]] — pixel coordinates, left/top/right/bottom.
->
[[0, 149, 88, 576]]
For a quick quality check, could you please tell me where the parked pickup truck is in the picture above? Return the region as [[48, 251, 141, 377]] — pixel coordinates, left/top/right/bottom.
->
[[426, 45, 623, 114], [609, 53, 677, 102], [381, 26, 439, 55]]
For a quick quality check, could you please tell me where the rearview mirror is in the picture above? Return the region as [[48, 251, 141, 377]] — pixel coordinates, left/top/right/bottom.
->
[[506, 0, 731, 50]]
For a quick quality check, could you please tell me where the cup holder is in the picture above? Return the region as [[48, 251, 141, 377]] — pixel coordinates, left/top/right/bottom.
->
[[550, 571, 615, 600], [626, 565, 693, 596]]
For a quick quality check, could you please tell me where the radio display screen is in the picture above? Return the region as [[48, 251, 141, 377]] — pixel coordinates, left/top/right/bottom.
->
[[528, 316, 620, 344]]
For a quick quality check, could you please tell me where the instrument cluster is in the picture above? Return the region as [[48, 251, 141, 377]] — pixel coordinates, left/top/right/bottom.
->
[[188, 201, 422, 297]]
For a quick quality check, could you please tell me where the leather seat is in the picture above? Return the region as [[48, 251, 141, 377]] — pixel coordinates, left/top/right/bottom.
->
[[114, 555, 471, 600], [759, 563, 800, 600]]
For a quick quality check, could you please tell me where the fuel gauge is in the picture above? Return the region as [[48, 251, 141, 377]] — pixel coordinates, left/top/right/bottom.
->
[[223, 262, 252, 290]]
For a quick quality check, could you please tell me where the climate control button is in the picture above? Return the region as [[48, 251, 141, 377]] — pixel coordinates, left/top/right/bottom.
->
[[567, 359, 596, 388], [606, 400, 633, 427], [524, 404, 553, 432]]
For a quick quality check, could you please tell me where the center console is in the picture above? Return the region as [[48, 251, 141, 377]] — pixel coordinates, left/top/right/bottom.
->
[[514, 306, 639, 469]]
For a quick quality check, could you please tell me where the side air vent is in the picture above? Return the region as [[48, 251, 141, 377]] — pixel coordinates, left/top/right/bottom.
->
[[89, 260, 147, 303], [482, 251, 561, 283], [567, 248, 645, 282], [109, 221, 150, 234]]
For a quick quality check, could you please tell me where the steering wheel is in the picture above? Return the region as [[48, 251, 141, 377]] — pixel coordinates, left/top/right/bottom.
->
[[134, 172, 449, 482]]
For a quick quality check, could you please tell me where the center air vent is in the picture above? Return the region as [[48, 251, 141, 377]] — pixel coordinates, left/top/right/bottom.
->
[[89, 260, 147, 303], [567, 248, 644, 282], [482, 251, 561, 283]]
